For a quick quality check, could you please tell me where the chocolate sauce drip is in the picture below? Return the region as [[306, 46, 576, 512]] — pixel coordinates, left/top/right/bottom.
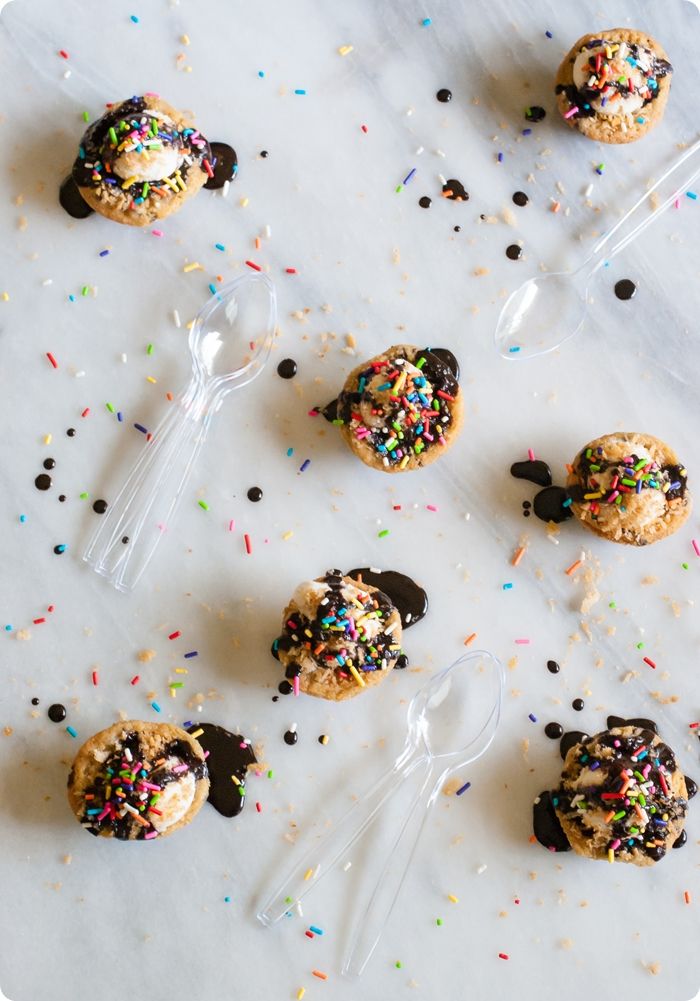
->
[[278, 680, 293, 695], [559, 730, 589, 760], [533, 791, 571, 852], [506, 244, 523, 261], [35, 474, 52, 491], [614, 279, 637, 301], [345, 568, 428, 629], [525, 106, 546, 122], [59, 176, 94, 219], [204, 142, 238, 189], [606, 715, 658, 735], [442, 179, 468, 202], [546, 660, 560, 674], [92, 499, 108, 514], [572, 699, 584, 712], [686, 776, 698, 799], [48, 704, 66, 722], [533, 486, 573, 524], [321, 398, 339, 423], [43, 458, 56, 470], [419, 195, 432, 208], [425, 347, 460, 381], [512, 191, 529, 206], [283, 729, 298, 746], [673, 829, 688, 849], [545, 722, 563, 740], [187, 723, 255, 818], [436, 89, 452, 103], [277, 358, 297, 379], [510, 459, 552, 487]]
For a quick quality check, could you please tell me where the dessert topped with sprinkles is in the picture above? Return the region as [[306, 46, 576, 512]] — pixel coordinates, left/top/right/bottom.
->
[[566, 432, 691, 545], [555, 29, 672, 144], [534, 724, 691, 866], [272, 571, 405, 701], [325, 344, 463, 473], [67, 720, 209, 840], [60, 94, 237, 225]]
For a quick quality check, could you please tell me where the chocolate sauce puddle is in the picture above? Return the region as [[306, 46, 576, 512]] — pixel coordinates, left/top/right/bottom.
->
[[187, 723, 256, 818]]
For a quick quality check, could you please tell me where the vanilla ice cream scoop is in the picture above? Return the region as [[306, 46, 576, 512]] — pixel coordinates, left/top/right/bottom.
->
[[112, 145, 184, 182]]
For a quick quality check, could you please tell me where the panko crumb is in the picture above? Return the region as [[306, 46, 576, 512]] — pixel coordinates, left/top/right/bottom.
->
[[137, 649, 156, 663]]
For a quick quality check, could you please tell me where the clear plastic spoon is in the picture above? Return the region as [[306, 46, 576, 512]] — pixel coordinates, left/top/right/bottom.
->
[[83, 272, 277, 592], [256, 649, 504, 977], [495, 137, 700, 359]]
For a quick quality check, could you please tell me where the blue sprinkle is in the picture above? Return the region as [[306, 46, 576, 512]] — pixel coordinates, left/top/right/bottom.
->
[[55, 544, 67, 554], [184, 651, 198, 659], [224, 896, 231, 903], [309, 925, 324, 935], [286, 447, 294, 457], [258, 70, 265, 78], [299, 458, 311, 473], [422, 17, 432, 26], [134, 423, 148, 434], [117, 412, 123, 422], [19, 514, 26, 523], [636, 116, 645, 124], [508, 346, 521, 353], [502, 582, 513, 590], [562, 497, 573, 508], [151, 701, 161, 713], [294, 89, 307, 95], [528, 713, 537, 723], [522, 128, 532, 136], [66, 726, 78, 738], [456, 781, 471, 796], [545, 30, 553, 38], [130, 14, 139, 22], [208, 283, 217, 295], [68, 294, 76, 302], [5, 625, 12, 631], [686, 191, 698, 200], [99, 249, 110, 257], [215, 243, 225, 251], [402, 167, 417, 185], [497, 152, 504, 163]]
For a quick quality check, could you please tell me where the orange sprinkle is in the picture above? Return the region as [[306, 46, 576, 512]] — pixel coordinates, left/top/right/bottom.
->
[[551, 201, 561, 213], [565, 463, 574, 473], [312, 971, 328, 981], [565, 559, 582, 576], [255, 237, 261, 250], [166, 392, 173, 401], [463, 632, 477, 647], [528, 834, 537, 843], [604, 810, 615, 824], [441, 189, 454, 198], [685, 890, 692, 904], [511, 546, 526, 567]]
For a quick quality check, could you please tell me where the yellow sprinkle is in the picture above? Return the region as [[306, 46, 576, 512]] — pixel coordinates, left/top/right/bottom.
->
[[240, 197, 249, 207], [186, 321, 194, 329], [231, 774, 240, 785], [121, 175, 137, 189], [44, 434, 52, 445], [448, 894, 459, 903], [175, 172, 187, 191], [181, 33, 190, 44], [189, 728, 204, 739], [338, 45, 354, 56], [183, 262, 203, 273], [162, 176, 179, 192], [583, 491, 602, 500], [174, 668, 188, 674], [170, 688, 177, 698], [304, 868, 314, 881], [399, 455, 410, 469], [146, 376, 157, 384], [297, 990, 306, 1000], [607, 848, 614, 863], [349, 664, 366, 688], [282, 531, 294, 541], [1, 292, 9, 301]]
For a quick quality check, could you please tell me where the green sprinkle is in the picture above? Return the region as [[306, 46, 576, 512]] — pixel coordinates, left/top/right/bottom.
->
[[82, 111, 90, 122], [198, 500, 209, 511], [682, 562, 689, 570], [612, 810, 626, 821], [332, 418, 345, 426], [142, 182, 150, 198], [436, 918, 443, 926], [609, 601, 616, 608], [634, 458, 648, 471], [147, 343, 154, 355], [109, 127, 118, 145], [378, 529, 390, 538], [416, 356, 427, 369], [395, 961, 402, 969], [267, 769, 274, 779], [636, 642, 644, 649], [284, 896, 293, 904], [79, 492, 89, 500], [81, 286, 89, 296], [106, 402, 115, 413], [395, 184, 404, 193], [169, 682, 184, 689]]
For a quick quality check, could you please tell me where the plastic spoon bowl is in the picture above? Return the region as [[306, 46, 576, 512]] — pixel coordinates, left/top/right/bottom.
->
[[83, 272, 277, 591], [256, 650, 504, 977], [495, 136, 700, 359]]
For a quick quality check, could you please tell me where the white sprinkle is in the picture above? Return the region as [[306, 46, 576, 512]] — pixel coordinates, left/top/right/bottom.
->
[[296, 901, 303, 917], [289, 722, 297, 733], [121, 353, 128, 363], [584, 183, 594, 197], [74, 370, 86, 378], [547, 534, 560, 545], [42, 279, 53, 286], [476, 864, 487, 875], [343, 861, 352, 872], [438, 173, 447, 186], [63, 69, 71, 79], [464, 513, 471, 521], [385, 621, 398, 635], [222, 179, 230, 199], [265, 224, 272, 239], [173, 309, 181, 328], [415, 146, 424, 155], [435, 148, 446, 158], [406, 107, 414, 116]]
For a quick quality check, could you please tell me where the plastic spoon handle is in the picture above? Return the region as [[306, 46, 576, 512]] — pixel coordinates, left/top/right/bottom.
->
[[256, 746, 426, 927], [585, 136, 700, 274], [342, 762, 442, 978], [84, 380, 209, 591]]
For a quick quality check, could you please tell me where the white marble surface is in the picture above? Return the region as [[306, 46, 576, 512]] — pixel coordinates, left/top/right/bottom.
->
[[1, 0, 700, 999]]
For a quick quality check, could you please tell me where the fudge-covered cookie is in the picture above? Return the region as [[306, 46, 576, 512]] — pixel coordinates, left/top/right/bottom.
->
[[60, 94, 237, 225], [566, 432, 690, 545], [535, 725, 689, 866], [272, 571, 404, 700], [67, 720, 209, 840], [325, 345, 463, 473], [555, 29, 672, 144]]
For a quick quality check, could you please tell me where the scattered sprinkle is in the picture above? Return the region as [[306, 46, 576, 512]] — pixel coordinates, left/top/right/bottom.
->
[[456, 781, 471, 796]]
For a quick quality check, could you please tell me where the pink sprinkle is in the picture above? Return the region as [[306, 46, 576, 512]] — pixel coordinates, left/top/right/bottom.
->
[[255, 802, 262, 813], [97, 806, 111, 822], [607, 490, 619, 504], [426, 504, 438, 512], [361, 124, 368, 133], [144, 831, 159, 840], [244, 533, 252, 555], [81, 407, 90, 418], [527, 448, 535, 461], [229, 519, 236, 532], [151, 229, 164, 237], [139, 781, 162, 792], [564, 106, 579, 119], [308, 408, 320, 417], [46, 352, 58, 369], [130, 675, 140, 685], [172, 763, 189, 774], [692, 539, 700, 557], [610, 838, 621, 851], [92, 670, 99, 686], [674, 198, 681, 209], [293, 675, 300, 697], [239, 742, 247, 749], [515, 638, 530, 645]]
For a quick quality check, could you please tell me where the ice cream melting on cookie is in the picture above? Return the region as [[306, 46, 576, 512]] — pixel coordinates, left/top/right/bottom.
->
[[557, 39, 672, 120], [76, 729, 206, 841]]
